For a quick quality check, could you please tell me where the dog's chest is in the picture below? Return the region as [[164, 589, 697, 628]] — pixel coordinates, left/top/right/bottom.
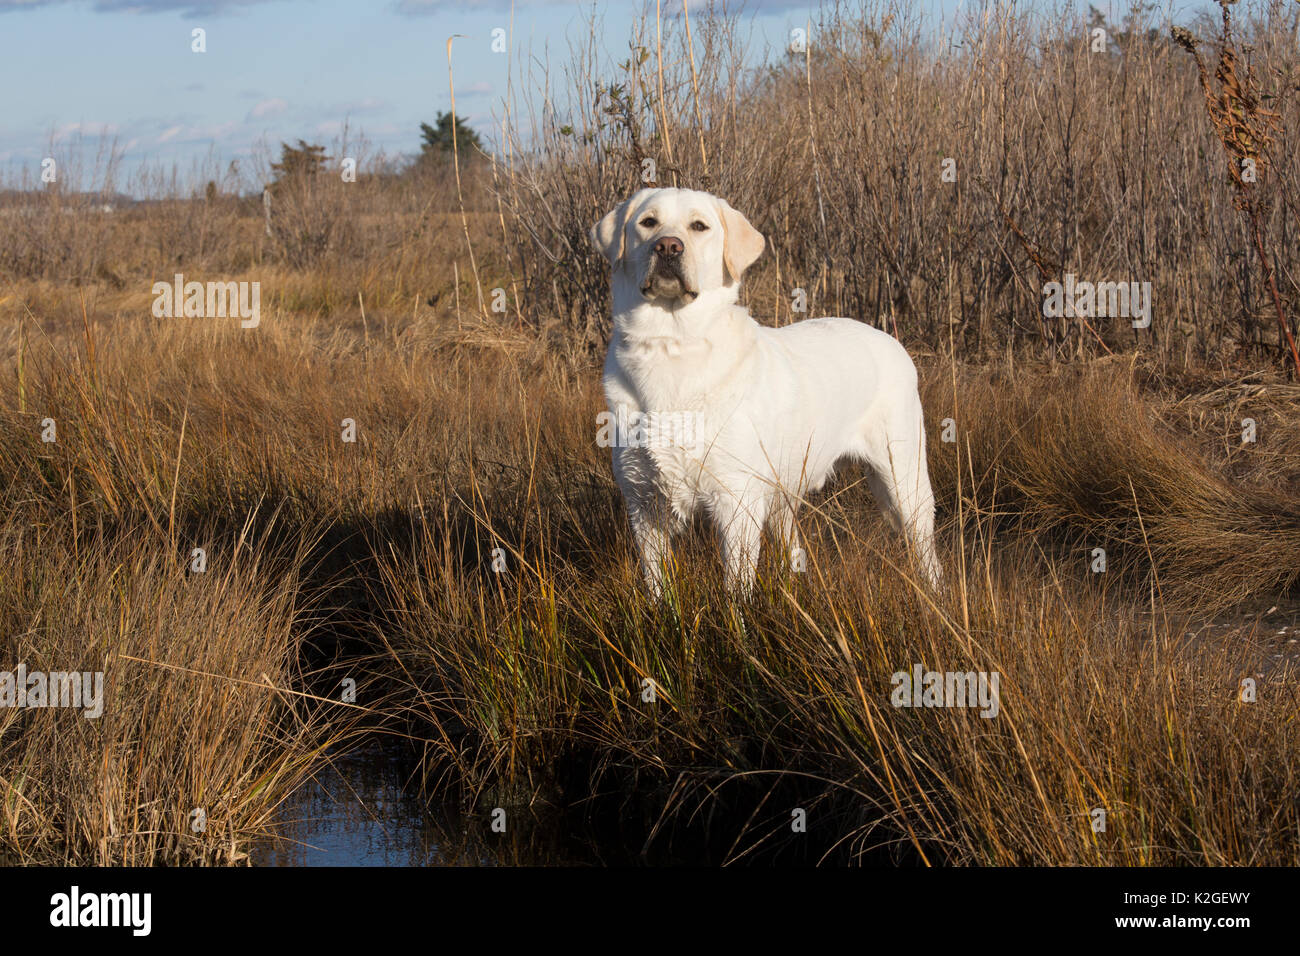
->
[[618, 336, 714, 397], [605, 336, 741, 503]]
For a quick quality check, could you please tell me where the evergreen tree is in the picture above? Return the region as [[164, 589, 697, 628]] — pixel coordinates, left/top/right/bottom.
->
[[270, 140, 329, 188], [419, 112, 483, 160]]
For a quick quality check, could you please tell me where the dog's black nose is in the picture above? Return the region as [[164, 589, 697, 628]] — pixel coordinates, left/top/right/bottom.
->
[[654, 236, 684, 259]]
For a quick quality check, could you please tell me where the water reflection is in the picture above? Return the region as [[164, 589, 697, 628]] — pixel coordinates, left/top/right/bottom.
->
[[254, 741, 478, 866], [253, 738, 853, 866], [253, 740, 612, 866]]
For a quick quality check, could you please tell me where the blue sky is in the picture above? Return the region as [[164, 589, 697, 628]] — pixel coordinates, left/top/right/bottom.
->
[[0, 0, 1199, 194]]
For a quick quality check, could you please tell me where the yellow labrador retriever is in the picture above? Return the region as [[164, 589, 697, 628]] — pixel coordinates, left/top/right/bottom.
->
[[592, 187, 940, 597]]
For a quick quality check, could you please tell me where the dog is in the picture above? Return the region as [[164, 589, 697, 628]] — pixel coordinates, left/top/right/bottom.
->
[[591, 187, 940, 598]]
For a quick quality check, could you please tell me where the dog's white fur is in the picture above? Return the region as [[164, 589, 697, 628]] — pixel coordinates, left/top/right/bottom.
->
[[592, 187, 940, 597]]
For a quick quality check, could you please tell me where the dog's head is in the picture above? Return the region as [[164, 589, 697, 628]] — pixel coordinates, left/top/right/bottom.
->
[[590, 188, 765, 307]]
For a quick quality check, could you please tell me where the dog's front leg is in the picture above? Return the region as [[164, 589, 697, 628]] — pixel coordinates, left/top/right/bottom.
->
[[614, 447, 679, 600], [715, 492, 768, 599], [768, 494, 804, 571], [629, 507, 675, 600]]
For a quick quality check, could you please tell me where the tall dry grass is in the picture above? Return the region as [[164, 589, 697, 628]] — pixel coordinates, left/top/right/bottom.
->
[[2, 275, 1297, 863], [0, 513, 333, 865], [370, 341, 1300, 864], [6, 3, 1297, 360], [495, 0, 1300, 360]]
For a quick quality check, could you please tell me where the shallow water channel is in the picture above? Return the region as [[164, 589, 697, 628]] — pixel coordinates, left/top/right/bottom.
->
[[252, 741, 462, 866], [246, 737, 588, 866], [251, 739, 621, 866]]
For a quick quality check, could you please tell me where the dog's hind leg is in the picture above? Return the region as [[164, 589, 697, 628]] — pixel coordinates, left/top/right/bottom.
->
[[861, 401, 942, 588]]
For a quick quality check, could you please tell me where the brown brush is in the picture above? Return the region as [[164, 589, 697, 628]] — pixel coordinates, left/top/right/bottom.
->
[[1173, 3, 1300, 378]]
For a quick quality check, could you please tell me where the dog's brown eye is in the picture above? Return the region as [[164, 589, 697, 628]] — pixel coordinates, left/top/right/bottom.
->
[[690, 220, 709, 232], [640, 217, 658, 228]]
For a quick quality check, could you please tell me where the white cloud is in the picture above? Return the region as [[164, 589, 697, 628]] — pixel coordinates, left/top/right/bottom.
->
[[53, 121, 119, 141], [248, 97, 288, 119]]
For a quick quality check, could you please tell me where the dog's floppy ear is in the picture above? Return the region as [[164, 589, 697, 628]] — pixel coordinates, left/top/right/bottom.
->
[[716, 197, 765, 283], [590, 198, 630, 267]]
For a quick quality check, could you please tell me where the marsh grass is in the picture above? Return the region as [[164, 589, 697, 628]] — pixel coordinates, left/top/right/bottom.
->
[[369, 343, 1300, 865], [0, 514, 345, 865], [1, 278, 1298, 864]]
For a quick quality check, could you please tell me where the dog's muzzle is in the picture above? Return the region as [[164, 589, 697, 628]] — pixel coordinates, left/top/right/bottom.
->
[[641, 235, 697, 303]]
